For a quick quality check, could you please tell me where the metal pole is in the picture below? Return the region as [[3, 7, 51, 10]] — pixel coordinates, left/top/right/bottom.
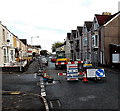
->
[[31, 36, 39, 45], [31, 37, 33, 45], [20, 51, 22, 72]]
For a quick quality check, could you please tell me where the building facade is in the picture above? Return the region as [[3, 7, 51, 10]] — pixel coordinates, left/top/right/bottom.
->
[[64, 11, 120, 66], [100, 12, 120, 65], [0, 22, 15, 66]]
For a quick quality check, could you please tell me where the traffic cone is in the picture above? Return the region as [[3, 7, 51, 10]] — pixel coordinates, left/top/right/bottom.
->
[[82, 72, 89, 82], [43, 72, 48, 82]]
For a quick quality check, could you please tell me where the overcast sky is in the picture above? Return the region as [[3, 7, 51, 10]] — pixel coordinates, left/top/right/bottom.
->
[[0, 0, 119, 52]]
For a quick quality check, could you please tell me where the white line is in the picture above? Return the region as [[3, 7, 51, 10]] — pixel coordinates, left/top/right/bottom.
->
[[57, 100, 61, 107], [49, 101, 53, 108], [41, 88, 45, 92], [39, 76, 49, 111], [34, 73, 37, 78], [40, 85, 44, 88], [40, 82, 44, 85], [41, 92, 46, 96]]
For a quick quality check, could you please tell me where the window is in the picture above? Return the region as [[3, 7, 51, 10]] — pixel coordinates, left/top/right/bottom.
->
[[3, 29, 5, 41], [76, 40, 79, 45], [92, 35, 98, 47], [83, 37, 87, 46], [94, 23, 98, 30], [10, 50, 14, 61], [3, 48, 7, 63], [95, 35, 98, 46], [76, 32, 79, 38]]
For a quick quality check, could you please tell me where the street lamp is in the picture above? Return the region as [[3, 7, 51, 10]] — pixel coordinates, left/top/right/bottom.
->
[[31, 36, 39, 45]]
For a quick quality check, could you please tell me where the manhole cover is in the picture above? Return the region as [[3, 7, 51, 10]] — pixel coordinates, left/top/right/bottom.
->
[[49, 99, 61, 108]]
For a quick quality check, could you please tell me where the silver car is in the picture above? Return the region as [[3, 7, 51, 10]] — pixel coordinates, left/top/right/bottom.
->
[[41, 57, 48, 66]]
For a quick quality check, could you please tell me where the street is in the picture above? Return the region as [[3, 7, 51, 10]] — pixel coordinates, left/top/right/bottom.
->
[[2, 58, 119, 111]]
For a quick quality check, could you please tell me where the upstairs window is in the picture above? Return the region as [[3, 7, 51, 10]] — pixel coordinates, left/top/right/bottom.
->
[[3, 29, 5, 41], [94, 23, 98, 30], [92, 35, 98, 47], [76, 32, 79, 38], [83, 37, 87, 46]]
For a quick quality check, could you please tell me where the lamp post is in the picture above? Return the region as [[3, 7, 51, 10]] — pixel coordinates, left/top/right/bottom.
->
[[31, 36, 39, 61], [31, 36, 39, 45]]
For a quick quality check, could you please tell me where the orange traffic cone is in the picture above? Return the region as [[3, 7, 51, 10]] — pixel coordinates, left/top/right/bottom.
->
[[82, 72, 89, 82]]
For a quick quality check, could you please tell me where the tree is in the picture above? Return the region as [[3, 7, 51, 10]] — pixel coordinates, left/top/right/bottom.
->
[[51, 42, 64, 52]]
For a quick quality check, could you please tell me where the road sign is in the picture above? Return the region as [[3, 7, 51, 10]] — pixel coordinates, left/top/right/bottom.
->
[[96, 69, 105, 77], [67, 64, 78, 81], [87, 69, 105, 78]]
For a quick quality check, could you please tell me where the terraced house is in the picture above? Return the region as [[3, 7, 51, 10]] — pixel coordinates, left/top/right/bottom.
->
[[64, 11, 120, 66], [0, 22, 41, 71], [0, 22, 15, 66]]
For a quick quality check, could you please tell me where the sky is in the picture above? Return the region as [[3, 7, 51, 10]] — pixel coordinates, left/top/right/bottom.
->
[[0, 0, 119, 52]]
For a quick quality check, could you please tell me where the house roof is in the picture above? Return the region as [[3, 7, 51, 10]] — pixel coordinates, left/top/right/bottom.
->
[[67, 33, 71, 40], [20, 39, 27, 45], [103, 11, 120, 26], [71, 30, 76, 38], [77, 26, 83, 36], [95, 14, 112, 26], [95, 11, 120, 26], [84, 21, 93, 31], [31, 45, 41, 48]]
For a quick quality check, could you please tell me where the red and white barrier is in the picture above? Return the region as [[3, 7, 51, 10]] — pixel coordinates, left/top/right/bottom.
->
[[58, 73, 67, 76], [58, 72, 85, 76], [56, 61, 83, 65]]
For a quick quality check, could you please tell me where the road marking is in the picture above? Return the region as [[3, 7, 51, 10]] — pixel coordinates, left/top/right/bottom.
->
[[41, 88, 45, 92], [39, 75, 49, 111], [40, 85, 44, 88], [41, 92, 46, 97], [34, 73, 37, 78], [49, 99, 61, 108]]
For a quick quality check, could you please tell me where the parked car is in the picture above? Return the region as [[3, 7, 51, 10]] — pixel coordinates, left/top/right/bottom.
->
[[49, 56, 52, 59], [51, 57, 56, 62], [41, 57, 48, 66]]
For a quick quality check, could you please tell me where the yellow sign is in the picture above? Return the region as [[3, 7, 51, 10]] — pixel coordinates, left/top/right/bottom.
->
[[83, 64, 92, 67]]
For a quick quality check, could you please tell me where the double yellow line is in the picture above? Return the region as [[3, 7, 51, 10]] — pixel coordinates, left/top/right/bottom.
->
[[0, 91, 21, 95]]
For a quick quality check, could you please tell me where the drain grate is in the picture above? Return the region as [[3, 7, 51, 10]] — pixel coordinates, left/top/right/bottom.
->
[[49, 99, 61, 108]]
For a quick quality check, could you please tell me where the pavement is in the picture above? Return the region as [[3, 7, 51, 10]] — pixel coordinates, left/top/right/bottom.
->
[[1, 59, 40, 74], [23, 60, 40, 74]]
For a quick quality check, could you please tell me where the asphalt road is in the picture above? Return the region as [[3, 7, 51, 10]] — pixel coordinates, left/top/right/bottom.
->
[[45, 61, 119, 111], [2, 58, 119, 111]]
